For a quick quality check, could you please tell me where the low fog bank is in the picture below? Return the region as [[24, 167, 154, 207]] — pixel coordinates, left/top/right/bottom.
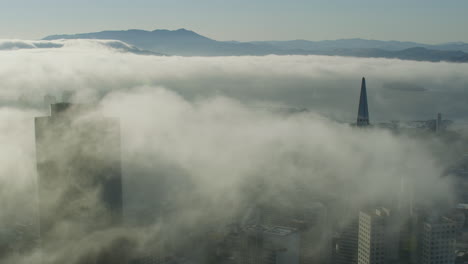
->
[[0, 87, 460, 263], [0, 42, 466, 263], [0, 39, 468, 121]]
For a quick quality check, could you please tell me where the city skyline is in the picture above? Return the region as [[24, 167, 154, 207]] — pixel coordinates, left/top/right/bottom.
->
[[1, 2, 468, 263]]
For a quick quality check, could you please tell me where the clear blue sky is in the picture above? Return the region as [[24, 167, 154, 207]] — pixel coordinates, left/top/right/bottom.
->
[[1, 0, 468, 43]]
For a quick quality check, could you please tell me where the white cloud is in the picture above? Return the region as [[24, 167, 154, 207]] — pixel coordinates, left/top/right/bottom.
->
[[1, 41, 468, 120], [0, 41, 463, 263]]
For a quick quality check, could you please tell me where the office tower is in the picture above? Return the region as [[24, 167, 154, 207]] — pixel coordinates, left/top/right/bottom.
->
[[243, 225, 300, 264], [455, 204, 468, 229], [334, 219, 359, 264], [262, 226, 299, 264], [35, 103, 123, 243], [357, 207, 398, 264], [397, 173, 417, 263], [435, 113, 443, 133], [297, 202, 331, 264], [357, 77, 370, 127], [419, 215, 456, 264]]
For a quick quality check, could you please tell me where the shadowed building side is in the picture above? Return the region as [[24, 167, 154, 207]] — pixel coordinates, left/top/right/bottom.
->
[[356, 78, 370, 127], [35, 103, 123, 257]]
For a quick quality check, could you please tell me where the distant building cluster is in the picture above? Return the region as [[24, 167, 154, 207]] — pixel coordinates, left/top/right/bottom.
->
[[1, 77, 467, 264]]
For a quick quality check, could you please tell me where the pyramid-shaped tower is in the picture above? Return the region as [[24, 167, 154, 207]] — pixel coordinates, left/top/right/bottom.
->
[[357, 77, 370, 126]]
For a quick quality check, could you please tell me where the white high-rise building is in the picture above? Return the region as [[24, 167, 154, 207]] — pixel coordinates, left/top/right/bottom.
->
[[357, 207, 398, 264], [419, 216, 456, 264], [297, 202, 331, 264], [244, 225, 299, 264]]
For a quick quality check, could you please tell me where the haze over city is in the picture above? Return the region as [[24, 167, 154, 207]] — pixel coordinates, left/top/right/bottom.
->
[[1, 1, 468, 264]]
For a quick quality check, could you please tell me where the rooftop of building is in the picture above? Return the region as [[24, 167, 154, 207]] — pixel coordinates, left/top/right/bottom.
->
[[424, 214, 457, 226], [245, 225, 297, 236], [360, 207, 391, 218], [457, 204, 468, 210], [50, 102, 95, 116]]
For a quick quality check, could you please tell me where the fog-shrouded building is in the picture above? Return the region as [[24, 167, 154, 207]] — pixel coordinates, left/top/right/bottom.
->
[[356, 77, 370, 127], [296, 202, 331, 264], [419, 215, 457, 264], [243, 225, 300, 264], [357, 207, 399, 264], [35, 103, 123, 244], [334, 217, 359, 264]]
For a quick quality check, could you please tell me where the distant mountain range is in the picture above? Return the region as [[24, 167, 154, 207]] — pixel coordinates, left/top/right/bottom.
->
[[43, 29, 468, 62]]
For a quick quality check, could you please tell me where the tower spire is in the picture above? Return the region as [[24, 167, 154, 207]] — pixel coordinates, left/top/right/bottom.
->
[[357, 77, 370, 126]]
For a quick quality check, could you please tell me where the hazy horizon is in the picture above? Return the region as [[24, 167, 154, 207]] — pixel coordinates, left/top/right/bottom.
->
[[2, 2, 468, 264], [3, 27, 468, 45], [0, 41, 461, 263], [30, 27, 468, 45], [2, 0, 468, 43]]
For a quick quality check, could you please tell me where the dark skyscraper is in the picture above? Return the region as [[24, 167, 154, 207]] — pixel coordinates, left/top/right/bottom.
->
[[356, 77, 370, 127], [35, 103, 123, 243]]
